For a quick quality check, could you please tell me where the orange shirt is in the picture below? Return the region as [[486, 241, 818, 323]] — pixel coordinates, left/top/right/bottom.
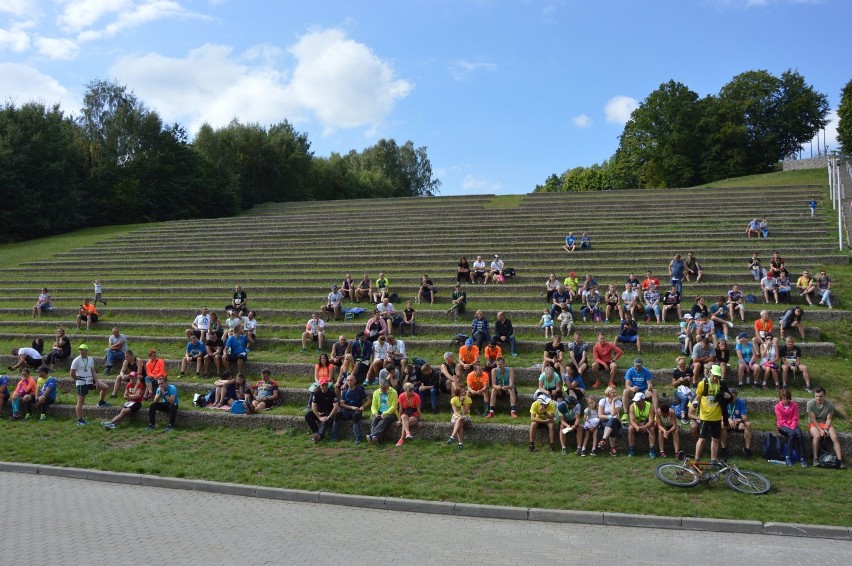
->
[[80, 303, 98, 316], [14, 377, 36, 396], [467, 370, 489, 392], [146, 358, 166, 378], [754, 319, 773, 334], [484, 345, 502, 361], [458, 345, 479, 364], [315, 364, 332, 384]]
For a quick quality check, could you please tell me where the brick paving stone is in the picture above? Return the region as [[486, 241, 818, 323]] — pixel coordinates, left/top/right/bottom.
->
[[1, 471, 849, 565]]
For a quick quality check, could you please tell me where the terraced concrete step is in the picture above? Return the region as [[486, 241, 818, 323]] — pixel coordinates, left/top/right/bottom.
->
[[5, 306, 846, 322], [1, 319, 821, 338], [0, 333, 834, 356]]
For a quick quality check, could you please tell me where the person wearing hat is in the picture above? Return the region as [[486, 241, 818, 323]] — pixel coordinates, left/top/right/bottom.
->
[[101, 371, 144, 429], [448, 283, 467, 319], [693, 364, 727, 464], [456, 338, 479, 378], [529, 393, 556, 452], [71, 343, 109, 426], [305, 380, 338, 443], [622, 357, 657, 412], [555, 396, 582, 455], [627, 392, 657, 458]]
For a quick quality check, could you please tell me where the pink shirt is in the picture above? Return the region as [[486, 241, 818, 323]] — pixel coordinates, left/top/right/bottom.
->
[[774, 400, 799, 430]]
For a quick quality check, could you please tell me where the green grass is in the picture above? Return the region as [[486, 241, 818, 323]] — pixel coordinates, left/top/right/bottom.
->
[[483, 195, 525, 209], [0, 224, 145, 269], [696, 168, 826, 189], [0, 418, 847, 526]]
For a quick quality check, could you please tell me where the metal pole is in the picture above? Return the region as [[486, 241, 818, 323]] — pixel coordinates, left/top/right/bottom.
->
[[839, 181, 844, 251], [827, 157, 834, 204]]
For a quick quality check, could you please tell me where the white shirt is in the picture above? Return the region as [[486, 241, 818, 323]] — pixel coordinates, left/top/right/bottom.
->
[[193, 314, 210, 330], [761, 276, 777, 290], [599, 397, 622, 417], [390, 339, 406, 358], [71, 355, 95, 382], [473, 260, 486, 271], [109, 334, 128, 353], [373, 341, 392, 362], [243, 318, 257, 332], [327, 291, 343, 304], [377, 302, 395, 315], [18, 347, 42, 359], [306, 319, 325, 334], [490, 260, 504, 271], [622, 290, 638, 304]]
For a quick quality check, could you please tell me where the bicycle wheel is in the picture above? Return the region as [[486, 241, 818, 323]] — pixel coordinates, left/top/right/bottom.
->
[[656, 463, 700, 488], [725, 470, 771, 495]]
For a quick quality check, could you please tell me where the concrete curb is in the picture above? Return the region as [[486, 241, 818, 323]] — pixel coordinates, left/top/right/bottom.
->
[[2, 461, 849, 540]]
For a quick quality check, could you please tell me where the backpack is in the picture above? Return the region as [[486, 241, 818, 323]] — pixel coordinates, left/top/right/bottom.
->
[[745, 294, 758, 303], [389, 292, 400, 303], [452, 333, 468, 347], [193, 393, 208, 408], [412, 357, 428, 368], [230, 399, 246, 414], [504, 267, 516, 278], [762, 433, 786, 461], [818, 439, 841, 469]]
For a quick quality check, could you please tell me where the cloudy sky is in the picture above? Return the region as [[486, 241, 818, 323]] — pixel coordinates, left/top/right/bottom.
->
[[1, 0, 849, 195]]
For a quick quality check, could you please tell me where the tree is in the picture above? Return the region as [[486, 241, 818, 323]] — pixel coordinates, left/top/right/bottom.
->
[[0, 102, 86, 241], [838, 79, 852, 155], [614, 80, 704, 188], [716, 70, 827, 172], [349, 139, 441, 197]]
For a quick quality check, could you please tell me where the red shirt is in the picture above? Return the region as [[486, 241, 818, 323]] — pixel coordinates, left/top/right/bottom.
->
[[642, 277, 660, 290], [593, 342, 623, 364], [125, 381, 144, 402]]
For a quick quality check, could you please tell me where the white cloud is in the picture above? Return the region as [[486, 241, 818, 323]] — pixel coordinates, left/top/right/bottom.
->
[[800, 109, 838, 155], [449, 59, 497, 80], [0, 63, 75, 107], [34, 36, 80, 59], [461, 174, 503, 193], [57, 0, 131, 32], [288, 28, 411, 131], [111, 29, 411, 134], [0, 24, 29, 51], [572, 114, 591, 128], [0, 0, 33, 17], [77, 0, 190, 42], [604, 95, 639, 124]]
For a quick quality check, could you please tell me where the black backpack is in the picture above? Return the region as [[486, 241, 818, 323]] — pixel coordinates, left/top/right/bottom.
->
[[818, 438, 841, 469], [504, 267, 517, 278], [762, 433, 786, 461]]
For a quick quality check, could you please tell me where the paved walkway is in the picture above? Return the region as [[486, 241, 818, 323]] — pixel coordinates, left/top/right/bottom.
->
[[3, 471, 850, 565]]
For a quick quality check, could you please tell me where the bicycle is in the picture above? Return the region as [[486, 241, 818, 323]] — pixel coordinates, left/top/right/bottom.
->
[[655, 453, 771, 495]]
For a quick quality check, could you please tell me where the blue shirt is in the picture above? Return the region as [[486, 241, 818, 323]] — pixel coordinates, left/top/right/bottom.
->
[[225, 335, 248, 356], [158, 384, 179, 405], [471, 317, 489, 338], [40, 377, 58, 400], [186, 341, 206, 356], [727, 398, 747, 420], [569, 373, 586, 390], [670, 259, 685, 279], [619, 319, 638, 337], [351, 339, 373, 364], [0, 374, 8, 394], [341, 385, 367, 409], [624, 367, 652, 392], [378, 392, 389, 414], [565, 235, 575, 245], [809, 200, 817, 210]]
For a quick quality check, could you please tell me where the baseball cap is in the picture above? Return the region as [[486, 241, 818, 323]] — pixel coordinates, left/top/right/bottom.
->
[[737, 332, 749, 340], [78, 343, 89, 350], [632, 392, 645, 402], [710, 365, 723, 377], [332, 284, 339, 289], [633, 357, 643, 366], [537, 394, 551, 405], [683, 314, 693, 320], [465, 338, 473, 347]]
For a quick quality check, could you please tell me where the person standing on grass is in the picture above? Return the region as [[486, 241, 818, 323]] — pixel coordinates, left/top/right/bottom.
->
[[693, 365, 725, 464], [447, 384, 472, 450], [71, 343, 109, 426], [102, 372, 144, 429], [148, 376, 178, 431]]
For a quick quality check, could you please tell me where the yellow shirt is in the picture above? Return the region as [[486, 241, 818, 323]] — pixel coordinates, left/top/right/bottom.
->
[[696, 379, 722, 422], [530, 400, 555, 420]]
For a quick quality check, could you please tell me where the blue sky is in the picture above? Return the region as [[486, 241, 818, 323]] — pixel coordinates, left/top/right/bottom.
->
[[1, 0, 849, 195]]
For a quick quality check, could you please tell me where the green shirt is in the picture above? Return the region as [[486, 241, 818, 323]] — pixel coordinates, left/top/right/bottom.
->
[[806, 399, 834, 424]]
